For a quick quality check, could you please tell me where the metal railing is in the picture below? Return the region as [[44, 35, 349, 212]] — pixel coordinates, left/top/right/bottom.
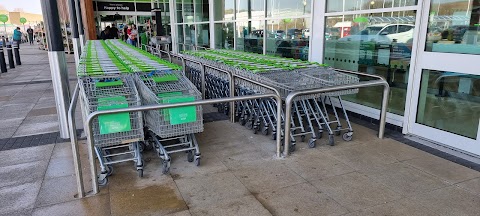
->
[[68, 44, 390, 197]]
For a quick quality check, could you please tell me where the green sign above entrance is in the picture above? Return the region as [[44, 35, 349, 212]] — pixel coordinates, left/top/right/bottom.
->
[[20, 17, 27, 24]]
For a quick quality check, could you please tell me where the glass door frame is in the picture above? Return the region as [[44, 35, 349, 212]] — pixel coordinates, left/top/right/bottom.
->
[[405, 0, 480, 155]]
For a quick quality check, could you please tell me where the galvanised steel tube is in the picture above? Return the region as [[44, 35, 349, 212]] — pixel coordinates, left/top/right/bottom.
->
[[74, 0, 85, 49], [85, 93, 282, 194], [67, 0, 80, 66], [41, 0, 71, 139], [67, 83, 85, 198], [283, 79, 390, 156]]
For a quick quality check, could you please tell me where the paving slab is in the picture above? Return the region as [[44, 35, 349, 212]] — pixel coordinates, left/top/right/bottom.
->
[[44, 156, 76, 179], [13, 114, 59, 137], [35, 175, 79, 208], [175, 171, 250, 208], [190, 195, 272, 216], [325, 143, 398, 172], [32, 194, 111, 216], [0, 160, 48, 188], [0, 181, 42, 215], [404, 154, 480, 184], [0, 144, 54, 167], [109, 181, 188, 216], [311, 172, 402, 212], [410, 186, 480, 215], [230, 159, 306, 194], [456, 177, 480, 196], [344, 198, 437, 216], [256, 183, 348, 216], [284, 150, 354, 181]]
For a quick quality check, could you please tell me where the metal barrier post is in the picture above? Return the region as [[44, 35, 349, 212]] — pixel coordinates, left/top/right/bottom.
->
[[13, 41, 21, 65], [6, 42, 14, 69], [0, 47, 7, 73], [67, 83, 85, 198], [283, 79, 390, 155]]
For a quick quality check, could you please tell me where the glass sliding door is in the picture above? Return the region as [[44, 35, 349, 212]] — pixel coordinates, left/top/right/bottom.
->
[[408, 0, 480, 155]]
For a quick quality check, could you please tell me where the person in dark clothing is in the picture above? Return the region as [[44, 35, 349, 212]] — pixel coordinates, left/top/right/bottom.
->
[[100, 26, 111, 40], [27, 27, 34, 45], [110, 24, 119, 39], [123, 26, 128, 41]]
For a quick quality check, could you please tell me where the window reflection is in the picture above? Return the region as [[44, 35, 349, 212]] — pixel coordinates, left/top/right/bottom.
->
[[267, 0, 311, 17], [417, 70, 480, 139], [327, 0, 417, 13], [265, 18, 310, 60], [214, 0, 235, 21], [215, 23, 235, 49], [196, 24, 210, 47], [324, 12, 416, 115], [237, 21, 264, 54], [195, 0, 209, 22], [426, 0, 480, 55], [236, 0, 265, 20]]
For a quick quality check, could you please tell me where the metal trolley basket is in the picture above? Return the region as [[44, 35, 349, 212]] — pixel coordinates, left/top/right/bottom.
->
[[134, 71, 204, 174], [78, 75, 144, 185]]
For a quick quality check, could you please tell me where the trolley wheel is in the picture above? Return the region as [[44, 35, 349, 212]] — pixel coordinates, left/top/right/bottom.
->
[[187, 151, 194, 163], [240, 118, 247, 126], [317, 131, 323, 139], [261, 127, 269, 135], [290, 143, 296, 152], [144, 142, 153, 151], [107, 165, 114, 176], [195, 158, 201, 166], [245, 121, 253, 130], [342, 132, 353, 142], [328, 134, 335, 146], [335, 126, 342, 136], [308, 139, 316, 148], [301, 135, 306, 142], [162, 161, 170, 174], [138, 169, 144, 177], [98, 177, 108, 186], [271, 132, 277, 140], [139, 142, 145, 152]]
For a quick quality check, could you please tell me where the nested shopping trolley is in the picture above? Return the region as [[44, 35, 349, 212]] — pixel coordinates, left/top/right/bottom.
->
[[78, 41, 144, 186], [135, 70, 204, 174], [181, 49, 360, 150]]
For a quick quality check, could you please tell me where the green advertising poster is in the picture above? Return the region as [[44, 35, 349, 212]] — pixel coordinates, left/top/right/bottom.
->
[[20, 17, 27, 24], [0, 14, 8, 23]]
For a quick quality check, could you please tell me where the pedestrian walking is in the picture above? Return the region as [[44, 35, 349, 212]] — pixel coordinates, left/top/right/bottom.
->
[[27, 27, 34, 45], [13, 27, 22, 49]]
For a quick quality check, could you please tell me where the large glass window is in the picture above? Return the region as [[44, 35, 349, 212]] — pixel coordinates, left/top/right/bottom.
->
[[177, 24, 185, 51], [184, 0, 195, 23], [214, 0, 236, 21], [324, 11, 416, 115], [176, 0, 184, 23], [267, 0, 311, 17], [417, 70, 480, 139], [327, 0, 417, 13], [196, 24, 210, 47], [266, 18, 310, 60], [236, 0, 265, 20], [236, 21, 264, 54], [185, 24, 195, 49], [215, 23, 235, 49], [195, 0, 209, 22], [425, 0, 480, 55]]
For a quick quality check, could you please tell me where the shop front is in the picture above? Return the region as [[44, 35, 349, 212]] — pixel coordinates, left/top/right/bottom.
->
[[79, 0, 479, 156]]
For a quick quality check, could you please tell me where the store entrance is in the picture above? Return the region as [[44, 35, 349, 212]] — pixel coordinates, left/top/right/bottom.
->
[[96, 14, 137, 40]]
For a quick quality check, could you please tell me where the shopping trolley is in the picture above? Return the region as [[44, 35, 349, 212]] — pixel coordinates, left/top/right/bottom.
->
[[78, 75, 144, 186], [135, 71, 204, 174]]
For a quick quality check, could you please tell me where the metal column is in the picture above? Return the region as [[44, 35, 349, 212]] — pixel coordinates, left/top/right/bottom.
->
[[75, 0, 85, 50], [68, 0, 81, 66], [6, 42, 14, 69], [0, 47, 7, 73], [41, 0, 71, 139]]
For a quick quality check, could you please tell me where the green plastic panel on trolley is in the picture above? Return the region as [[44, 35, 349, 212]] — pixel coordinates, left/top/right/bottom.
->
[[97, 96, 132, 135]]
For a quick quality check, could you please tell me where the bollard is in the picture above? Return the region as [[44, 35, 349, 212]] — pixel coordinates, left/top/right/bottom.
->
[[0, 47, 7, 73], [13, 41, 21, 66], [6, 42, 14, 69]]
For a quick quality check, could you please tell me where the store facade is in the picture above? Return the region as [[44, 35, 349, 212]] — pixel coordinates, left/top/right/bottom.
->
[[80, 0, 480, 156]]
